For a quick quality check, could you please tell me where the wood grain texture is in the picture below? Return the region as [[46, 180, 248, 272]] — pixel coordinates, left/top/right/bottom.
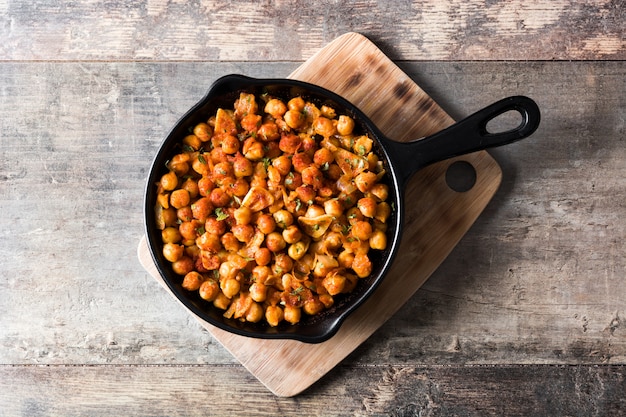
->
[[0, 1, 623, 61], [1, 58, 624, 407], [1, 364, 624, 416]]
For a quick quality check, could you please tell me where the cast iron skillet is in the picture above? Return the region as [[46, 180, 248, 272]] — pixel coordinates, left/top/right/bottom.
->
[[144, 75, 540, 344]]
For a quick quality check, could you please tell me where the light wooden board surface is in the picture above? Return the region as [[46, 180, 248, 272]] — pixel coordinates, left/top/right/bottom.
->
[[139, 32, 504, 396]]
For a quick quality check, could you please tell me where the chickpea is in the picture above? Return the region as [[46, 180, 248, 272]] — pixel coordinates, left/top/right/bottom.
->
[[179, 220, 201, 241], [229, 178, 249, 198], [249, 281, 268, 303], [319, 294, 335, 309], [283, 305, 301, 325], [262, 143, 279, 160], [291, 152, 312, 173], [256, 213, 276, 234], [303, 102, 321, 121], [324, 199, 343, 217], [284, 110, 305, 129], [231, 224, 254, 243], [282, 225, 302, 244], [196, 232, 221, 252], [252, 248, 271, 267], [213, 161, 234, 180], [233, 206, 252, 225], [322, 273, 346, 296], [213, 292, 231, 310], [301, 166, 324, 190], [296, 185, 316, 205], [158, 194, 171, 214], [313, 117, 337, 137], [303, 297, 325, 316], [182, 271, 204, 291], [163, 242, 184, 263], [257, 122, 280, 141], [323, 231, 343, 252], [352, 253, 372, 278], [162, 226, 182, 244], [278, 133, 302, 154], [367, 152, 379, 171], [336, 115, 355, 136], [369, 229, 387, 250], [169, 154, 190, 177], [221, 134, 240, 154], [357, 197, 377, 218], [191, 155, 211, 176], [284, 172, 302, 191], [200, 251, 220, 270], [273, 209, 293, 229], [171, 256, 194, 275], [265, 98, 287, 119], [313, 147, 334, 167], [205, 216, 226, 235], [265, 305, 284, 327], [288, 241, 308, 260], [181, 178, 199, 199], [193, 122, 212, 142], [370, 183, 389, 201], [242, 138, 264, 161], [375, 201, 391, 223], [232, 153, 253, 178], [199, 279, 219, 301], [265, 232, 286, 253], [354, 171, 378, 193], [337, 250, 355, 269], [300, 136, 316, 157], [183, 134, 202, 151], [352, 221, 373, 241], [209, 188, 230, 207], [210, 147, 228, 164], [220, 278, 240, 299], [287, 97, 305, 112], [272, 155, 292, 176], [251, 265, 271, 285], [160, 171, 178, 191], [191, 197, 213, 221], [221, 232, 240, 252], [198, 177, 214, 197], [246, 302, 264, 323], [274, 253, 294, 273], [320, 105, 336, 119], [176, 206, 193, 223]]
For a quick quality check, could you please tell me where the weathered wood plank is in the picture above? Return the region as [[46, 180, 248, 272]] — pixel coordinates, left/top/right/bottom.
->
[[0, 2, 623, 61], [0, 61, 624, 370], [0, 364, 624, 416]]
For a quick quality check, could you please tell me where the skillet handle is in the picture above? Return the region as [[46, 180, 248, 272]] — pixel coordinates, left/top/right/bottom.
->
[[387, 96, 540, 185]]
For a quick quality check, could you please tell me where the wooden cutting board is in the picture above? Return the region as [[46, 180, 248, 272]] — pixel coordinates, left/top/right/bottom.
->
[[138, 32, 502, 397]]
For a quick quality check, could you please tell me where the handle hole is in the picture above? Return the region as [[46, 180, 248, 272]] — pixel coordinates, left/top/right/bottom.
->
[[445, 161, 476, 192], [486, 109, 524, 134]]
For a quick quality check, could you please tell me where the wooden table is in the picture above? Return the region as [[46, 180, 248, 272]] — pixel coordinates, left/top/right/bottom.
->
[[1, 1, 624, 415]]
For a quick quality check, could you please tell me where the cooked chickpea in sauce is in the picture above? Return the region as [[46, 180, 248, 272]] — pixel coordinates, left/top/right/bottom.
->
[[154, 92, 391, 327]]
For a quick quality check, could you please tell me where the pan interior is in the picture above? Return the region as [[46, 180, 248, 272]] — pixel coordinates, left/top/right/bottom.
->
[[144, 77, 402, 342]]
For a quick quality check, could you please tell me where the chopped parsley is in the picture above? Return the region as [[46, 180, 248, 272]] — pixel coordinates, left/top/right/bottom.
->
[[215, 208, 229, 221]]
